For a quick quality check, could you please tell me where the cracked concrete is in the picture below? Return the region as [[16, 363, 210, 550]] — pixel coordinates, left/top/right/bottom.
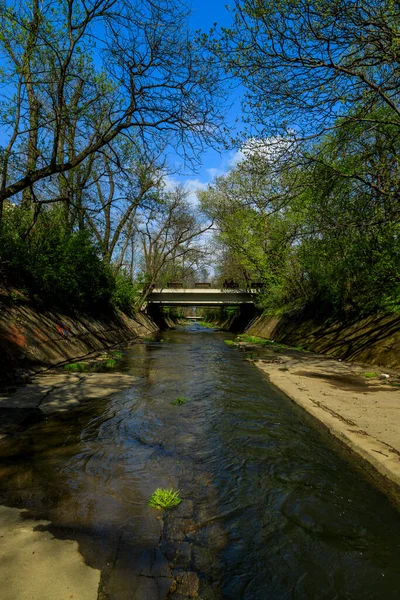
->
[[0, 505, 100, 600]]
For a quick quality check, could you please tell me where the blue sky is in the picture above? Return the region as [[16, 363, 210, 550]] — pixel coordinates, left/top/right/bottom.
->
[[164, 0, 244, 203]]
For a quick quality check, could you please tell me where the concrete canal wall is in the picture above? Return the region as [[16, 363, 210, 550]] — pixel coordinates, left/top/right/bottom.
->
[[246, 309, 400, 371], [0, 298, 158, 382]]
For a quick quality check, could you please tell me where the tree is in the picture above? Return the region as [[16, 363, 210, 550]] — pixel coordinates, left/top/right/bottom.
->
[[202, 126, 400, 314], [81, 138, 165, 269], [137, 187, 212, 305], [215, 0, 400, 141], [0, 0, 224, 224], [199, 151, 298, 290]]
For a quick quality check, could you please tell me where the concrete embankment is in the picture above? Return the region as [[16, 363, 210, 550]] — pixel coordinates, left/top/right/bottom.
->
[[0, 298, 158, 383], [247, 309, 400, 370]]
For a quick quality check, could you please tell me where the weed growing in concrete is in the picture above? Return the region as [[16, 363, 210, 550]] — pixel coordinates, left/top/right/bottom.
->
[[64, 362, 87, 372], [362, 371, 379, 379], [171, 397, 188, 405], [148, 488, 182, 509]]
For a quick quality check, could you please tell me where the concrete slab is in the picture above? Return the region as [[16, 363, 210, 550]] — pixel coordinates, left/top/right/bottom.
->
[[0, 373, 137, 414], [0, 505, 100, 600]]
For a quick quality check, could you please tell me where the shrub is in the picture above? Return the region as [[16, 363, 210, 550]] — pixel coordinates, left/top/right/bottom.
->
[[0, 205, 114, 312]]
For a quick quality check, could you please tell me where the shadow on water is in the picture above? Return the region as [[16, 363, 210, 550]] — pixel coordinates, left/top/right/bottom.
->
[[0, 323, 400, 598]]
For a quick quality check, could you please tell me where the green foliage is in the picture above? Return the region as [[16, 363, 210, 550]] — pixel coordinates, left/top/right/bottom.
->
[[362, 372, 379, 379], [0, 205, 114, 311], [202, 111, 400, 317], [111, 272, 146, 315], [148, 488, 182, 510], [197, 321, 214, 328], [64, 362, 87, 372], [161, 307, 185, 320], [171, 397, 188, 405], [236, 334, 269, 345], [104, 358, 117, 368], [224, 340, 237, 347], [63, 354, 121, 373]]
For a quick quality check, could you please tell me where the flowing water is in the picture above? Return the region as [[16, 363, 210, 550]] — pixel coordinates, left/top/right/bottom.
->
[[1, 323, 400, 599]]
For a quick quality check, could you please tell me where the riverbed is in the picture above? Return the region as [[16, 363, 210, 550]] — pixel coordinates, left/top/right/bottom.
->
[[1, 323, 400, 599]]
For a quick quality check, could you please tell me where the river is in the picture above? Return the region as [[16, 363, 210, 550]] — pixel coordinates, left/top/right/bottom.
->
[[0, 323, 400, 599]]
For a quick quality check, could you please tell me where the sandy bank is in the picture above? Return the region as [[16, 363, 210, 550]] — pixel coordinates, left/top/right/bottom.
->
[[252, 349, 400, 505]]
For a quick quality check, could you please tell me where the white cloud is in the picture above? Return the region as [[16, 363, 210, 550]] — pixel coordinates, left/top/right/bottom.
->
[[206, 167, 224, 180], [227, 148, 245, 167], [162, 134, 297, 208], [162, 174, 208, 206]]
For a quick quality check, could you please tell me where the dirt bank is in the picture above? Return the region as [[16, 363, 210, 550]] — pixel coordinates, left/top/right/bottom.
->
[[247, 309, 400, 370], [247, 344, 400, 505], [0, 297, 157, 383]]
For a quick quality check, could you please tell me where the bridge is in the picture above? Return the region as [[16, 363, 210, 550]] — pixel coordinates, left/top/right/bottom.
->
[[147, 288, 259, 306]]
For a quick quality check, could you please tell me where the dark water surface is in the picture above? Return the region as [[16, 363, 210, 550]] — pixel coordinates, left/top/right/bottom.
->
[[1, 324, 400, 599]]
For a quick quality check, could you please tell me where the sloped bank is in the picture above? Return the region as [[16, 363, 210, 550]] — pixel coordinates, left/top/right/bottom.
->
[[246, 308, 400, 371], [0, 297, 158, 383]]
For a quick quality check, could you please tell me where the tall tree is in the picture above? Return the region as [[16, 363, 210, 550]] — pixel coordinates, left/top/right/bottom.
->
[[0, 0, 224, 224]]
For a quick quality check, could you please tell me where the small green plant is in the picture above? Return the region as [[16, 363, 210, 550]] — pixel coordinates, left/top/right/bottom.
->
[[224, 340, 237, 347], [112, 351, 123, 359], [148, 488, 182, 510], [362, 371, 379, 379], [64, 362, 88, 372], [171, 396, 188, 405], [236, 334, 271, 345], [197, 321, 214, 328], [104, 358, 117, 368], [143, 336, 154, 341]]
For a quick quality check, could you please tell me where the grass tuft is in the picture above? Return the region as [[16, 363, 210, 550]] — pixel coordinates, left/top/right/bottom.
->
[[224, 340, 237, 347], [148, 487, 182, 510], [64, 362, 87, 372], [104, 358, 117, 368], [171, 396, 188, 405], [362, 371, 379, 379]]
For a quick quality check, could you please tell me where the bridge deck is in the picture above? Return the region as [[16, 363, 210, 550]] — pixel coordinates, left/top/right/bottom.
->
[[148, 288, 258, 306]]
